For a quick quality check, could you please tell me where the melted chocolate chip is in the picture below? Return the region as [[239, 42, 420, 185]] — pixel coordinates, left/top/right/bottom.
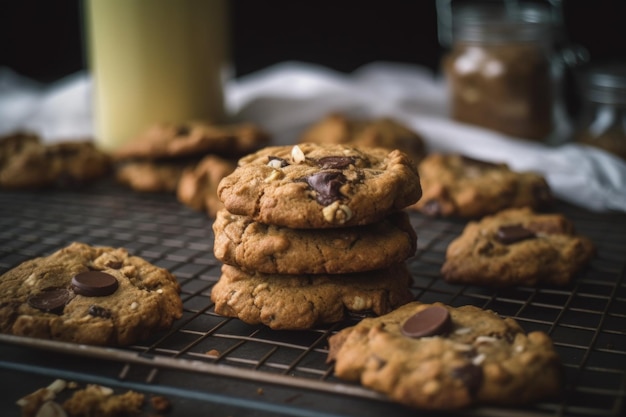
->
[[268, 156, 290, 168], [451, 364, 484, 396], [305, 171, 346, 205], [401, 306, 452, 338], [317, 156, 355, 170], [71, 271, 119, 297], [88, 305, 113, 318], [27, 288, 72, 314], [496, 224, 536, 244]]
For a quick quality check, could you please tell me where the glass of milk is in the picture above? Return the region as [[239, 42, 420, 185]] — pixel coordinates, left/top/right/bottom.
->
[[84, 0, 230, 150]]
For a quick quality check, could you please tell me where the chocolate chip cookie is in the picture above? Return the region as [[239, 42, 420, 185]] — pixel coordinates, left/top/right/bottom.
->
[[115, 160, 186, 193], [411, 153, 553, 218], [213, 209, 417, 274], [210, 264, 414, 330], [327, 301, 562, 410], [113, 121, 270, 160], [0, 133, 111, 189], [218, 143, 422, 228], [0, 242, 183, 346], [299, 113, 427, 163], [441, 207, 595, 287], [177, 155, 236, 218]]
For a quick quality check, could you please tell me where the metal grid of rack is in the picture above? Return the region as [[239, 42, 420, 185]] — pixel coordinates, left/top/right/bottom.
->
[[0, 180, 624, 417]]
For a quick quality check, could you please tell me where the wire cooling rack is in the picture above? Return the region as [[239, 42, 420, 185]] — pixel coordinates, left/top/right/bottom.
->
[[0, 180, 624, 417]]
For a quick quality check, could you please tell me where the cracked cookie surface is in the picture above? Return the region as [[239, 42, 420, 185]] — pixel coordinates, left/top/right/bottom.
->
[[213, 209, 417, 274], [210, 264, 414, 329], [0, 242, 183, 346], [411, 153, 553, 218], [441, 207, 595, 287], [218, 143, 422, 228], [327, 301, 562, 410]]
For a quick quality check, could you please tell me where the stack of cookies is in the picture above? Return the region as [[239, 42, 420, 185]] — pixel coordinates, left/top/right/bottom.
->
[[210, 143, 422, 329]]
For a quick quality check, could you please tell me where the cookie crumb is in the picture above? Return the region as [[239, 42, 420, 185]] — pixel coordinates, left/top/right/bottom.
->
[[150, 395, 172, 413], [205, 349, 220, 357], [63, 385, 144, 417]]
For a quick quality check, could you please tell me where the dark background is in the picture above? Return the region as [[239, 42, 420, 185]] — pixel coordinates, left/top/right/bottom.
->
[[0, 0, 625, 83]]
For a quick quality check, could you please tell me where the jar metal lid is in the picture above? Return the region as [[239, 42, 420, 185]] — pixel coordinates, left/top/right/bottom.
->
[[451, 2, 553, 44], [579, 63, 626, 104]]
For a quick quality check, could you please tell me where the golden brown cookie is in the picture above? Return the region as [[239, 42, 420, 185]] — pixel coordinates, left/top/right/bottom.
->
[[411, 153, 553, 218], [0, 134, 111, 189], [0, 242, 183, 346], [177, 155, 236, 218], [218, 143, 422, 228], [441, 207, 595, 287], [115, 160, 186, 193], [113, 121, 270, 160], [210, 263, 414, 330], [299, 113, 426, 163], [213, 209, 417, 274], [327, 301, 562, 410]]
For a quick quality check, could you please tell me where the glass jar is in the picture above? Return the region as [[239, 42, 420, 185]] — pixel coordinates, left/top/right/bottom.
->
[[574, 63, 626, 160], [442, 3, 557, 141]]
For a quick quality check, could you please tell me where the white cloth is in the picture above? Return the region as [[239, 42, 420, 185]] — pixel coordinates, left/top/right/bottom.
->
[[1, 61, 626, 213]]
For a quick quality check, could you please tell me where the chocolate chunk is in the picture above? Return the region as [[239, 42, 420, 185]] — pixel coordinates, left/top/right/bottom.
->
[[317, 156, 355, 170], [71, 271, 119, 297], [27, 288, 72, 314], [401, 306, 452, 338], [305, 171, 346, 205], [451, 363, 484, 396], [105, 260, 123, 269], [496, 224, 536, 244], [88, 305, 113, 318]]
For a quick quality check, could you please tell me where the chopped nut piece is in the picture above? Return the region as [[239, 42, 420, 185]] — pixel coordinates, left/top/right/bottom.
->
[[267, 159, 284, 169], [291, 145, 305, 164], [322, 202, 353, 224], [35, 401, 67, 417], [264, 169, 283, 183]]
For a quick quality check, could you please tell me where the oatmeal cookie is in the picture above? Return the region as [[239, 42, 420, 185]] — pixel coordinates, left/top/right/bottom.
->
[[218, 143, 422, 228], [327, 301, 562, 410], [115, 160, 186, 193], [113, 121, 270, 160], [213, 209, 417, 274], [177, 155, 236, 218], [441, 207, 595, 287], [0, 242, 183, 346], [411, 153, 553, 218], [0, 134, 111, 189], [299, 113, 426, 163], [210, 263, 414, 330]]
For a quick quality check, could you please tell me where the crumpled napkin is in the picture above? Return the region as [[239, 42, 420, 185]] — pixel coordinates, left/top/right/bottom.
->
[[1, 61, 625, 213], [227, 61, 626, 213]]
